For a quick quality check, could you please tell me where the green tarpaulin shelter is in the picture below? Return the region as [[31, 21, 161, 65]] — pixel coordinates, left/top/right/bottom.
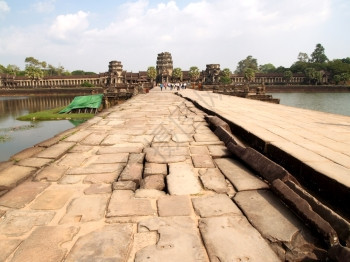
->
[[59, 94, 103, 114]]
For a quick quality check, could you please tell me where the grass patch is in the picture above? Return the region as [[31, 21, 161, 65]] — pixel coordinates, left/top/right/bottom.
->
[[0, 135, 11, 142], [16, 106, 95, 121]]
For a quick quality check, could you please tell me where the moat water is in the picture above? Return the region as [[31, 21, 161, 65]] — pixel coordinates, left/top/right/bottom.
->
[[0, 93, 349, 162], [0, 96, 80, 162]]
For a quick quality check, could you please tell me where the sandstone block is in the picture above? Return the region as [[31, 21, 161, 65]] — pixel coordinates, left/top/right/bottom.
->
[[191, 154, 215, 168], [113, 181, 137, 191], [84, 183, 112, 194], [30, 189, 74, 210], [34, 164, 68, 182], [141, 175, 165, 191], [17, 157, 52, 168], [158, 195, 193, 216], [119, 163, 143, 187], [189, 146, 209, 155], [199, 168, 229, 193], [143, 162, 167, 177], [35, 142, 75, 159], [0, 165, 37, 190]]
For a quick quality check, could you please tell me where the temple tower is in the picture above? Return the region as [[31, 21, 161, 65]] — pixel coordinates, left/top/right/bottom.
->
[[107, 61, 123, 87], [156, 52, 173, 83], [204, 64, 221, 84]]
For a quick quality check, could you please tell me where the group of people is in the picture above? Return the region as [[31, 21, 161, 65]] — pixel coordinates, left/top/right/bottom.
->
[[159, 82, 187, 91]]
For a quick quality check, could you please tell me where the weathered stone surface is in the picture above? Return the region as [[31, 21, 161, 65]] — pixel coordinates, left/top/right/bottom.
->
[[192, 194, 242, 217], [17, 157, 52, 168], [60, 195, 109, 223], [0, 239, 22, 262], [59, 175, 83, 184], [129, 153, 145, 164], [208, 145, 232, 158], [57, 153, 89, 167], [69, 144, 93, 153], [0, 181, 49, 208], [215, 158, 268, 191], [97, 143, 144, 154], [128, 232, 158, 262], [141, 175, 165, 190], [67, 163, 125, 175], [199, 168, 229, 193], [80, 132, 107, 145], [119, 163, 144, 187], [189, 146, 210, 155], [193, 133, 220, 142], [10, 146, 44, 161], [191, 154, 215, 168], [101, 134, 130, 145], [172, 134, 193, 142], [134, 189, 166, 198], [153, 134, 172, 143], [158, 195, 193, 217], [205, 115, 232, 133], [135, 217, 209, 262], [0, 210, 55, 236], [0, 165, 37, 190], [145, 149, 187, 163], [11, 226, 79, 262], [144, 162, 167, 177], [65, 224, 133, 262], [84, 183, 112, 194], [113, 180, 137, 191], [199, 216, 280, 262], [167, 162, 202, 195], [88, 153, 129, 164], [30, 189, 74, 210], [129, 135, 154, 146], [107, 190, 156, 217], [34, 164, 68, 182], [84, 172, 120, 184], [36, 142, 75, 159], [63, 130, 91, 142]]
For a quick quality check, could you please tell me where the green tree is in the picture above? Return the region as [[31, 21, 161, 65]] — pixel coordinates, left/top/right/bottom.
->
[[188, 66, 200, 82], [244, 68, 255, 83], [235, 55, 258, 74], [283, 70, 293, 84], [259, 63, 276, 73], [297, 52, 309, 62], [333, 75, 341, 85], [305, 68, 316, 84], [147, 66, 157, 83], [340, 73, 350, 84], [220, 68, 232, 84], [172, 67, 183, 81], [0, 64, 6, 73], [24, 57, 46, 80], [310, 43, 328, 63]]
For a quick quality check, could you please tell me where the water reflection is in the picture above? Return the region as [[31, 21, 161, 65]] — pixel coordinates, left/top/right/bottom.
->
[[0, 95, 79, 162]]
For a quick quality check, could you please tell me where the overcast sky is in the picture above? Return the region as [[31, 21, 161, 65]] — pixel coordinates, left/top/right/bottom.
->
[[0, 0, 349, 73]]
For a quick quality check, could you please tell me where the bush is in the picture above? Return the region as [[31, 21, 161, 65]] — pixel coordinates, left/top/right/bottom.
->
[[81, 81, 94, 87]]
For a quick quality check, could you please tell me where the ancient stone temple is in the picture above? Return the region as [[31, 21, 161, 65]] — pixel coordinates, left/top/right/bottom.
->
[[203, 64, 221, 84], [107, 61, 123, 87], [156, 52, 173, 83]]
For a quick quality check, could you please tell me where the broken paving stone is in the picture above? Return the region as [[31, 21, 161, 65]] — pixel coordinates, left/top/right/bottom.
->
[[59, 195, 109, 224], [34, 164, 68, 182], [128, 232, 158, 262], [215, 158, 268, 191], [107, 190, 156, 217], [30, 189, 74, 210], [143, 162, 167, 177], [192, 194, 242, 218], [84, 184, 112, 194], [191, 154, 215, 168], [199, 216, 280, 262], [167, 162, 202, 195], [141, 175, 165, 191], [0, 181, 49, 208], [65, 224, 133, 262], [0, 210, 55, 237], [199, 168, 229, 194], [119, 163, 144, 187], [135, 217, 209, 262], [113, 181, 137, 191], [158, 195, 193, 217], [11, 226, 79, 262]]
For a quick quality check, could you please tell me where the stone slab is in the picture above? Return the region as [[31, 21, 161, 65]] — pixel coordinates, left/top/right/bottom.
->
[[17, 157, 52, 168], [0, 210, 55, 236], [172, 134, 193, 142], [11, 226, 79, 262], [189, 146, 210, 155], [199, 216, 280, 262], [0, 239, 22, 262], [0, 165, 37, 190], [0, 181, 49, 208], [30, 189, 74, 210], [141, 174, 165, 191], [57, 152, 89, 167], [135, 217, 209, 262], [158, 195, 193, 217], [134, 189, 166, 199], [208, 145, 232, 158], [63, 130, 91, 142], [84, 172, 120, 184], [80, 132, 107, 145], [193, 133, 220, 142], [145, 147, 188, 163], [107, 190, 156, 217], [101, 134, 130, 145], [88, 153, 129, 164], [67, 163, 125, 175], [97, 143, 144, 154], [143, 162, 167, 177], [191, 154, 215, 168], [84, 183, 112, 194], [129, 153, 145, 164], [59, 175, 83, 184], [215, 158, 268, 191], [36, 142, 75, 159], [34, 164, 69, 182], [59, 195, 109, 223], [192, 194, 242, 218], [65, 224, 133, 262], [167, 162, 202, 195], [119, 163, 144, 187], [113, 181, 137, 191], [199, 168, 229, 194]]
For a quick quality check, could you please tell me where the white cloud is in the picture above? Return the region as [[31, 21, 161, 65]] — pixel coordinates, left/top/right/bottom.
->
[[0, 0, 10, 14], [33, 0, 56, 13], [49, 11, 89, 40]]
